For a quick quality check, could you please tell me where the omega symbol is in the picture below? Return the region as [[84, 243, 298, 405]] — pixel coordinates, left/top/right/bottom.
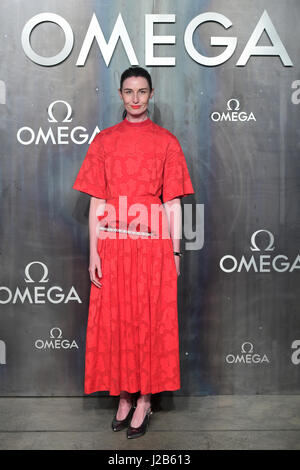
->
[[24, 261, 49, 283], [250, 230, 275, 252], [50, 327, 63, 339], [48, 100, 73, 123], [241, 342, 254, 354], [227, 99, 240, 111]]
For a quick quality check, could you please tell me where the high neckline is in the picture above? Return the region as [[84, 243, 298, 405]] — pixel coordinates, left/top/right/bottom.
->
[[122, 116, 152, 127]]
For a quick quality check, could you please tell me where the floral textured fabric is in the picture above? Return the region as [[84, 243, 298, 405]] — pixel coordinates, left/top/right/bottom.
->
[[73, 117, 195, 395]]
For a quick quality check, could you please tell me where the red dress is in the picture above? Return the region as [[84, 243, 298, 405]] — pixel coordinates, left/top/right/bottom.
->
[[73, 116, 195, 395]]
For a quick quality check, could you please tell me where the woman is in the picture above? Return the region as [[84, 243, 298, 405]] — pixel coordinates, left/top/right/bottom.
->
[[72, 66, 194, 439]]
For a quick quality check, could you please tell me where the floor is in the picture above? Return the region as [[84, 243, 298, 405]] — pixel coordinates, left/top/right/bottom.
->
[[0, 395, 299, 450]]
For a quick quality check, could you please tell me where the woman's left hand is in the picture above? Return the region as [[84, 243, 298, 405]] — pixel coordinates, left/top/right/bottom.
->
[[174, 255, 181, 277]]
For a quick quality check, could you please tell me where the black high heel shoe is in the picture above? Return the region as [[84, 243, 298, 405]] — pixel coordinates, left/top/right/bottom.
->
[[127, 406, 153, 439], [111, 402, 136, 432]]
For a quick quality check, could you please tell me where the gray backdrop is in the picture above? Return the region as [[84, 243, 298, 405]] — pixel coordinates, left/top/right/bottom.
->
[[0, 0, 299, 395]]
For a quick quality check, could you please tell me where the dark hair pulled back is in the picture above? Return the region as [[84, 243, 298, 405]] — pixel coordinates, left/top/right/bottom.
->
[[120, 66, 153, 120]]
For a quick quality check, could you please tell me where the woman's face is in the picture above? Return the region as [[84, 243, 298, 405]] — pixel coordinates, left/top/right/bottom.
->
[[118, 76, 154, 119]]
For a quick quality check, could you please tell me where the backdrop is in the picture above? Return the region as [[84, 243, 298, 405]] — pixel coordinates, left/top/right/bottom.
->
[[0, 0, 299, 395]]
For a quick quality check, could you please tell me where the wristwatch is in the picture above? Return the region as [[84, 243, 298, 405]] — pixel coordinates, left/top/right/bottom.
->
[[173, 251, 183, 257]]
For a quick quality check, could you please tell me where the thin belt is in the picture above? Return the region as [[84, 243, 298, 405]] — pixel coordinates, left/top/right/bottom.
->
[[99, 195, 163, 236], [105, 195, 162, 203], [98, 226, 157, 237]]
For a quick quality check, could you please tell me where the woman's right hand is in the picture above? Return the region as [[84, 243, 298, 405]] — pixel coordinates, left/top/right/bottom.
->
[[89, 251, 103, 288]]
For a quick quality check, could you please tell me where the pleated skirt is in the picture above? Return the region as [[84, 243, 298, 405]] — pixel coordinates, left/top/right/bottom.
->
[[84, 234, 180, 396]]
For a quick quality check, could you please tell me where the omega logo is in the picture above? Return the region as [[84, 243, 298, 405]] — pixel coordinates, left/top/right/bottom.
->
[[35, 327, 79, 350], [240, 342, 254, 354], [227, 99, 240, 111], [210, 98, 256, 122], [225, 341, 270, 364], [0, 261, 81, 304], [220, 230, 300, 273], [16, 100, 100, 145], [250, 229, 275, 251], [49, 327, 63, 339], [21, 11, 293, 67], [47, 100, 73, 123]]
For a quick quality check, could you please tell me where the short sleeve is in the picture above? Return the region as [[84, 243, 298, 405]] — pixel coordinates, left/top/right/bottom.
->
[[162, 136, 195, 203], [72, 133, 107, 199]]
